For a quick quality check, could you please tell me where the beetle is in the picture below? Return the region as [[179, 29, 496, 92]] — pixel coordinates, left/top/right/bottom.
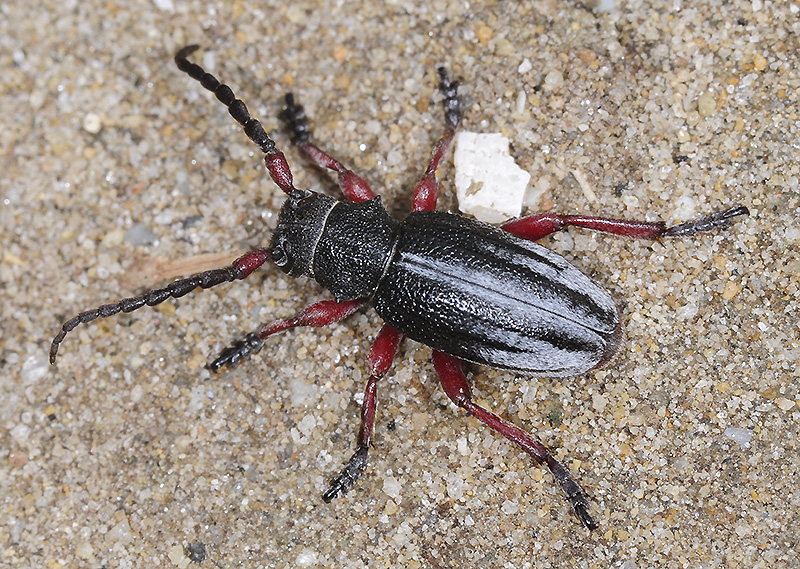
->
[[50, 45, 749, 530]]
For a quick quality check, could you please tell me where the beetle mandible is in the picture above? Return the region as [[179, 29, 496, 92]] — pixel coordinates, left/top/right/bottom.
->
[[50, 45, 749, 530]]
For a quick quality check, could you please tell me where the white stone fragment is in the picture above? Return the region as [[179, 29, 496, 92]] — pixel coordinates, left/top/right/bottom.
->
[[75, 541, 95, 560], [21, 354, 49, 384], [572, 168, 597, 202], [297, 414, 317, 437], [501, 499, 519, 514], [382, 475, 402, 499], [515, 90, 527, 115], [106, 518, 134, 545], [152, 0, 175, 12], [454, 131, 531, 223], [446, 472, 464, 500], [724, 427, 754, 448], [82, 112, 102, 134], [296, 549, 319, 566], [167, 544, 190, 568], [595, 0, 617, 12]]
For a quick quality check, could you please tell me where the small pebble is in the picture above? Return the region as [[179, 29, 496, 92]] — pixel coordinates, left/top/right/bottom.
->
[[82, 112, 102, 134]]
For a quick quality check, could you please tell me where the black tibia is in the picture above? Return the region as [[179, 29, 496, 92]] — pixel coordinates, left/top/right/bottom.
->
[[175, 45, 277, 156], [664, 205, 750, 237]]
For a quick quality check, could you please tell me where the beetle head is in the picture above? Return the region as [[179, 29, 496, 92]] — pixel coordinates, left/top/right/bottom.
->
[[271, 189, 337, 278]]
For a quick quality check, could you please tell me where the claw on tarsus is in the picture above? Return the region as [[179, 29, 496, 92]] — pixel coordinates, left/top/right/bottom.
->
[[664, 205, 750, 237], [207, 332, 263, 372], [571, 499, 598, 531], [322, 448, 369, 503]]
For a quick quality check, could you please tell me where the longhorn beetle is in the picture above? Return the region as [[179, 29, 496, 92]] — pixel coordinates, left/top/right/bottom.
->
[[50, 45, 749, 529]]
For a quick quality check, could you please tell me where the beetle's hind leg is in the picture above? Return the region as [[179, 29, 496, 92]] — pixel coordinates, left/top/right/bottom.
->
[[323, 324, 403, 502], [432, 351, 598, 530], [279, 93, 376, 203], [208, 298, 367, 371], [501, 206, 749, 241], [411, 68, 462, 212]]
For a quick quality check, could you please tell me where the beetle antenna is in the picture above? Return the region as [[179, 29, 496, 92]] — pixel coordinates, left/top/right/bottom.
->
[[175, 45, 299, 196], [175, 45, 277, 154], [50, 249, 271, 364]]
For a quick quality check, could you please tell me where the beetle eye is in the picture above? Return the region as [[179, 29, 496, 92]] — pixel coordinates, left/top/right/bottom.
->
[[272, 239, 289, 268]]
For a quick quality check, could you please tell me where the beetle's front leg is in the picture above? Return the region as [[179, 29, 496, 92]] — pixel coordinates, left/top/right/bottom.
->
[[209, 298, 367, 371], [279, 94, 376, 203], [432, 351, 598, 530], [323, 324, 403, 502]]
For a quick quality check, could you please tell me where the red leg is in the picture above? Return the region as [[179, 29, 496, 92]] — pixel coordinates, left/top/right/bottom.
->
[[50, 249, 271, 364], [281, 94, 376, 203], [323, 324, 404, 501], [297, 141, 375, 203], [209, 298, 367, 371], [432, 351, 598, 530], [412, 68, 462, 212], [501, 205, 749, 241], [411, 125, 456, 212]]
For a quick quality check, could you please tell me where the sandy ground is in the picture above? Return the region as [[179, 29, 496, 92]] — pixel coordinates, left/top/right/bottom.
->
[[1, 0, 798, 567]]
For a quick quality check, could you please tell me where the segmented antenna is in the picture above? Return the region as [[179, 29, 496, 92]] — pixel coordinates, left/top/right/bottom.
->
[[174, 45, 300, 196], [175, 45, 277, 155]]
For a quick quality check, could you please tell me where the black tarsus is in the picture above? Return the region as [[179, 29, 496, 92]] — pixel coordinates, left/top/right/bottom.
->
[[546, 455, 598, 530], [279, 93, 312, 146], [208, 332, 263, 371], [322, 446, 369, 502], [437, 67, 462, 129], [664, 205, 750, 237]]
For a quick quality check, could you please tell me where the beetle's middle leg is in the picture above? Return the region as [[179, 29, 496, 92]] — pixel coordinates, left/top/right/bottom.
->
[[323, 324, 403, 502], [279, 93, 376, 203], [209, 298, 367, 371], [432, 351, 599, 530], [501, 206, 749, 241]]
